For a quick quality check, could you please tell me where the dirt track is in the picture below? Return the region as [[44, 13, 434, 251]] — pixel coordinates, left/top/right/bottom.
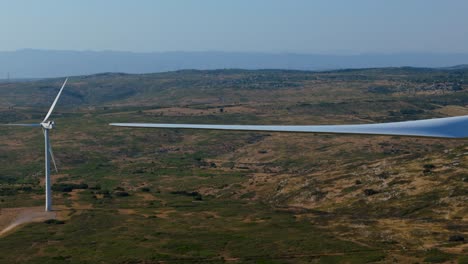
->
[[0, 207, 56, 236]]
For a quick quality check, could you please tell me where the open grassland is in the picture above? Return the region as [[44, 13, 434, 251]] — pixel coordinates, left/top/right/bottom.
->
[[0, 68, 467, 263]]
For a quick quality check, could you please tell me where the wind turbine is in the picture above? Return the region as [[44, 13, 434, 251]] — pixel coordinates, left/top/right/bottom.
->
[[110, 115, 468, 138], [1, 78, 68, 212]]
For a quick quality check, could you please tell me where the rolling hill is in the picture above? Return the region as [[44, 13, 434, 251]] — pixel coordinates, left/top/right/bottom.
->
[[0, 67, 466, 263]]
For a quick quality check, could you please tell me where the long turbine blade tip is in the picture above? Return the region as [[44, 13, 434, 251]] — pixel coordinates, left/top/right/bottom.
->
[[42, 78, 68, 122]]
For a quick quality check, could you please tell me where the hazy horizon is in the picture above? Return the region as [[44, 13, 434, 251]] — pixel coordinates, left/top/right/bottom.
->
[[1, 0, 468, 54], [1, 49, 468, 79], [5, 48, 468, 56], [2, 1, 468, 78]]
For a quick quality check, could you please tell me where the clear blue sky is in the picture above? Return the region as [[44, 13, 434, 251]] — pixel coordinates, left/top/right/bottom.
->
[[1, 0, 467, 54]]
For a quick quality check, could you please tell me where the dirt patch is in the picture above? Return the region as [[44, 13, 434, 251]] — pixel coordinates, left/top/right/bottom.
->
[[435, 105, 468, 116], [118, 209, 137, 215], [155, 209, 177, 219], [0, 207, 56, 236], [137, 192, 156, 201]]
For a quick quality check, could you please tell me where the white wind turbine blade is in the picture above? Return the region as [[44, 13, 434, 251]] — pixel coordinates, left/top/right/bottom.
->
[[42, 78, 68, 122], [49, 144, 58, 173], [0, 123, 41, 127], [109, 115, 468, 139]]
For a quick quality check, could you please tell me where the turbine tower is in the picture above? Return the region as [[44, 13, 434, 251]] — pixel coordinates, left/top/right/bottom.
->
[[1, 78, 68, 211]]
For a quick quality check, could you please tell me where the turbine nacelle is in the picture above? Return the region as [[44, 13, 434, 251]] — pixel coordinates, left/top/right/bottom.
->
[[41, 121, 55, 130]]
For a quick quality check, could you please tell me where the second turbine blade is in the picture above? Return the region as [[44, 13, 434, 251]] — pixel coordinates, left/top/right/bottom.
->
[[49, 143, 58, 173]]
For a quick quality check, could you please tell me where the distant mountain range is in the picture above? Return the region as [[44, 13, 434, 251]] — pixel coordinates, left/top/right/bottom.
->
[[1, 49, 468, 79]]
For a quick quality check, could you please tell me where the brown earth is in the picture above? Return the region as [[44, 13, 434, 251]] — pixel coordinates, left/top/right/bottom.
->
[[0, 207, 56, 236]]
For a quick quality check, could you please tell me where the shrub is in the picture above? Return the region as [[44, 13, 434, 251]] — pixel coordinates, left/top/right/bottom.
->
[[170, 190, 202, 200], [89, 184, 102, 190], [448, 235, 464, 242], [52, 183, 88, 192], [44, 219, 65, 225], [17, 186, 33, 192], [114, 191, 130, 197], [364, 189, 379, 196], [400, 109, 424, 115], [140, 187, 151, 192], [96, 190, 110, 195], [424, 164, 436, 170]]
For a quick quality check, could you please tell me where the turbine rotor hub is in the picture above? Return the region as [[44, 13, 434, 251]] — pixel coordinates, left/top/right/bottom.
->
[[41, 121, 55, 130]]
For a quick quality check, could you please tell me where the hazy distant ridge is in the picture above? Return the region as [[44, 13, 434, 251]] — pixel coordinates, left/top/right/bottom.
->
[[1, 49, 468, 78]]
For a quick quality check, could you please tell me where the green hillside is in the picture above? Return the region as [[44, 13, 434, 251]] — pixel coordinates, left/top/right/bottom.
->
[[0, 68, 466, 263]]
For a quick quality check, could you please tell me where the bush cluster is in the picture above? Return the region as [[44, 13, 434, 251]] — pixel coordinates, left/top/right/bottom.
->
[[52, 183, 88, 192]]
